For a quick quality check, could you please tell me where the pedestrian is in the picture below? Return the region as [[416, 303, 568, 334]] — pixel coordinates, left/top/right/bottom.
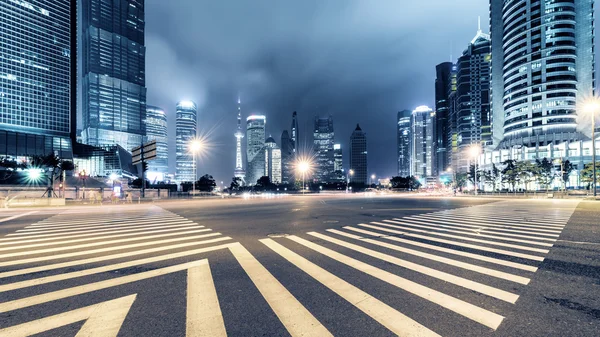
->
[[126, 192, 133, 204]]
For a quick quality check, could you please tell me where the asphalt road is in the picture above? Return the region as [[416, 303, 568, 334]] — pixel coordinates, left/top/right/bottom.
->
[[0, 194, 598, 337]]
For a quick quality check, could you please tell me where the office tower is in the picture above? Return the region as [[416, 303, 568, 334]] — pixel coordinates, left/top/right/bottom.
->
[[81, 0, 147, 151], [291, 111, 299, 151], [0, 0, 73, 158], [435, 62, 454, 175], [490, 0, 595, 148], [334, 144, 343, 172], [234, 98, 245, 181], [264, 137, 282, 184], [397, 110, 413, 177], [281, 130, 293, 184], [451, 28, 491, 173], [412, 106, 435, 178], [144, 106, 168, 178], [175, 101, 197, 182], [246, 115, 266, 185], [313, 116, 335, 182], [350, 124, 367, 185]]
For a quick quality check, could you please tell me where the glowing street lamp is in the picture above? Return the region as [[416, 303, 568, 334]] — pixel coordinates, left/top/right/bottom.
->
[[584, 98, 600, 197], [469, 144, 482, 195], [295, 156, 313, 195], [189, 139, 203, 196], [347, 169, 355, 193], [371, 174, 376, 186]]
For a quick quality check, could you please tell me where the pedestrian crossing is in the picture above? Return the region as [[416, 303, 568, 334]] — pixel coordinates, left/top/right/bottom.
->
[[0, 200, 579, 336]]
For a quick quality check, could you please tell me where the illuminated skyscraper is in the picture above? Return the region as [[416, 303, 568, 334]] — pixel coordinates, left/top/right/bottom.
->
[[175, 101, 197, 182], [145, 106, 168, 178], [281, 130, 293, 184], [81, 0, 147, 151], [0, 0, 73, 158], [234, 98, 245, 182], [246, 115, 266, 185], [313, 116, 335, 182], [412, 106, 435, 178], [265, 137, 282, 184], [350, 124, 367, 185], [397, 110, 412, 176]]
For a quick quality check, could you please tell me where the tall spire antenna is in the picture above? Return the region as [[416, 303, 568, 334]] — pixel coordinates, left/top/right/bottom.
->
[[478, 16, 481, 32]]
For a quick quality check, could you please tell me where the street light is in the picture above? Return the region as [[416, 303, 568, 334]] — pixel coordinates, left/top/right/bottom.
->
[[371, 174, 376, 186], [189, 139, 203, 197], [584, 98, 600, 197], [469, 144, 482, 195], [296, 159, 310, 195], [347, 169, 354, 193]]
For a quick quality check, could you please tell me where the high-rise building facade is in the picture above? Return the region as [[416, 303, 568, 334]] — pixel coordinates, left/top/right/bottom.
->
[[490, 0, 595, 148], [412, 106, 435, 178], [313, 116, 335, 182], [334, 144, 343, 172], [397, 110, 412, 177], [246, 115, 266, 185], [291, 111, 299, 150], [435, 62, 454, 175], [264, 137, 282, 184], [280, 130, 293, 184], [451, 29, 491, 173], [175, 101, 197, 182], [81, 0, 147, 152], [145, 106, 168, 177], [0, 0, 73, 159], [234, 98, 245, 181], [350, 124, 367, 185]]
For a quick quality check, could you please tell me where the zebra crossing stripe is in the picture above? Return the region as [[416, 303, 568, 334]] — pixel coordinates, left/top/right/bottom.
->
[[0, 223, 203, 247], [0, 235, 229, 279], [304, 232, 520, 303], [415, 214, 566, 230], [0, 211, 38, 223], [406, 215, 562, 236], [325, 229, 531, 284], [186, 263, 227, 337], [343, 226, 538, 272], [0, 259, 209, 314], [0, 232, 221, 268], [260, 238, 441, 337], [18, 216, 188, 231], [0, 241, 234, 292], [359, 223, 545, 261], [30, 213, 181, 225], [229, 243, 333, 337], [0, 228, 212, 259], [375, 221, 550, 253], [385, 219, 554, 247], [432, 213, 567, 226], [0, 294, 136, 337]]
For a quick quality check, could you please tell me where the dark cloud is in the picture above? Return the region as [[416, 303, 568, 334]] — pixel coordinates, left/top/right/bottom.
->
[[145, 0, 489, 183]]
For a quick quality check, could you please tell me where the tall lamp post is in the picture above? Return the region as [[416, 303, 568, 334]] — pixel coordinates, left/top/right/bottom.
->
[[371, 174, 376, 187], [347, 169, 354, 193], [584, 99, 600, 197], [189, 139, 203, 197], [295, 157, 312, 195], [469, 144, 482, 196], [81, 169, 88, 199]]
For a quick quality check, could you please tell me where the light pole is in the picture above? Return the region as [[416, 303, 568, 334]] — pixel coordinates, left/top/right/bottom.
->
[[371, 174, 376, 187], [189, 139, 202, 197], [469, 144, 482, 196], [348, 169, 354, 193], [81, 170, 87, 200], [296, 159, 311, 195], [584, 99, 599, 197]]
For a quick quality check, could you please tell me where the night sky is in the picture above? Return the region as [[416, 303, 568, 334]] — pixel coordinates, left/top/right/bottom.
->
[[144, 1, 492, 184]]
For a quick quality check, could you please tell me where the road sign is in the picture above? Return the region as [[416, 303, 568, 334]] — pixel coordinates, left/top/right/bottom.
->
[[131, 140, 157, 166]]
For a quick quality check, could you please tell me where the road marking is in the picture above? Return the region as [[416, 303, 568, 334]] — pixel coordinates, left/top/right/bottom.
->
[[0, 259, 209, 314], [386, 219, 555, 246], [359, 224, 545, 261], [376, 221, 550, 253], [414, 214, 565, 231], [0, 223, 202, 246], [0, 211, 38, 223], [0, 232, 221, 268], [433, 213, 567, 226], [0, 294, 136, 337], [0, 228, 212, 259], [18, 216, 187, 231], [260, 238, 441, 337], [229, 242, 332, 337], [32, 212, 177, 223], [326, 229, 531, 284], [407, 215, 562, 236], [186, 263, 227, 337], [343, 226, 537, 272], [0, 241, 234, 292]]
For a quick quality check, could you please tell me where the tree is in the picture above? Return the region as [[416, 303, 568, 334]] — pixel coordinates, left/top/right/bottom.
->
[[455, 173, 468, 190], [130, 178, 150, 188], [467, 164, 482, 189], [535, 158, 554, 192], [561, 159, 575, 188], [196, 174, 217, 192], [516, 160, 537, 191], [501, 159, 519, 192], [0, 157, 26, 181], [390, 176, 409, 189], [580, 162, 600, 189], [408, 176, 421, 190], [28, 154, 75, 197], [229, 177, 242, 190]]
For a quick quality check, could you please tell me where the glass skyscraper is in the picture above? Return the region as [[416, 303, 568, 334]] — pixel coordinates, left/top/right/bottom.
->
[[246, 115, 266, 186], [349, 124, 367, 185], [412, 106, 435, 178], [175, 101, 197, 183], [0, 0, 73, 159], [313, 116, 335, 182], [81, 0, 147, 152], [145, 105, 168, 177], [490, 0, 595, 148], [397, 110, 412, 177]]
